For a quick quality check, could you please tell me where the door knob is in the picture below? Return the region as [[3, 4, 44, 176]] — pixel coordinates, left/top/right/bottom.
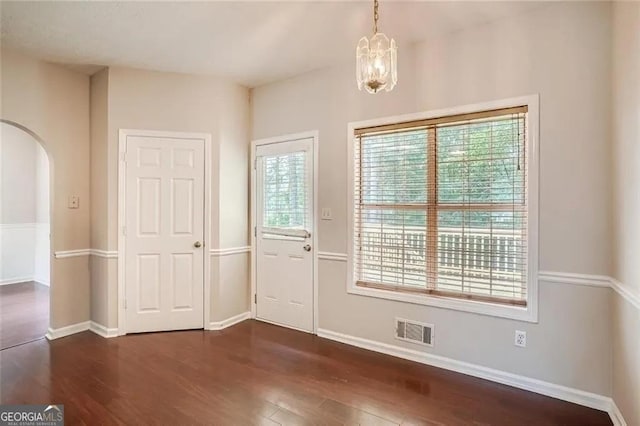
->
[[194, 241, 202, 248], [303, 244, 311, 252]]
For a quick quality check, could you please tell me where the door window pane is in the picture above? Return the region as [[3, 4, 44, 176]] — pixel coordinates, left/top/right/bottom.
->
[[263, 152, 307, 229]]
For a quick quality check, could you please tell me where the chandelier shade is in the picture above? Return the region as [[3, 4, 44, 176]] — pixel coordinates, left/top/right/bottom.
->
[[356, 0, 397, 94]]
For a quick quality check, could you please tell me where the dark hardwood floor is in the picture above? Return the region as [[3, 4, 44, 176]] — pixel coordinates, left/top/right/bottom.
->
[[0, 281, 49, 350], [0, 320, 611, 425]]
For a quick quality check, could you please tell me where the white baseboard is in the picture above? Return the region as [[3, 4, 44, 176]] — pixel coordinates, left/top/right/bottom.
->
[[0, 276, 35, 286], [608, 400, 628, 426], [34, 278, 49, 287], [208, 311, 251, 330], [45, 321, 90, 340], [0, 277, 49, 287], [50, 315, 249, 338], [0, 277, 49, 286], [317, 328, 614, 414], [89, 321, 119, 338]]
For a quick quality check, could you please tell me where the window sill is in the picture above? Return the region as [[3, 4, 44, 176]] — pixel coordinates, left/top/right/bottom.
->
[[347, 284, 538, 323]]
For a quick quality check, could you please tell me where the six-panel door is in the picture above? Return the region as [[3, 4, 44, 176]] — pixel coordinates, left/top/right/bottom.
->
[[125, 135, 205, 333]]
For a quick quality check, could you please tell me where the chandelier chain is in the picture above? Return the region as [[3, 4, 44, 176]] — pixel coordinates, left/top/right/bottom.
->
[[373, 0, 379, 34]]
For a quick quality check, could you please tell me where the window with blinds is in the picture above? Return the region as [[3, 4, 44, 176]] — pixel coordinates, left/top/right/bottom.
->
[[353, 106, 528, 306]]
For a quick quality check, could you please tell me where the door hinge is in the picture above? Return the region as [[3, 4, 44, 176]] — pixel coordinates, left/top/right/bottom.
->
[[254, 226, 257, 237], [123, 298, 127, 310], [254, 294, 257, 304], [253, 158, 257, 169], [122, 226, 127, 236], [121, 152, 127, 163]]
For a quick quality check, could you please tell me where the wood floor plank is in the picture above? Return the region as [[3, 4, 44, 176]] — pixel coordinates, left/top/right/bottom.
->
[[0, 281, 49, 350], [0, 320, 612, 425]]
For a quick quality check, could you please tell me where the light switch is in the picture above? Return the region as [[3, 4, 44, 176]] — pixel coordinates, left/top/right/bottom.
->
[[68, 196, 80, 209], [321, 208, 332, 220]]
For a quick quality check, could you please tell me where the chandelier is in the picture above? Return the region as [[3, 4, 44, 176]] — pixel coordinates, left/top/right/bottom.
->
[[356, 0, 397, 94]]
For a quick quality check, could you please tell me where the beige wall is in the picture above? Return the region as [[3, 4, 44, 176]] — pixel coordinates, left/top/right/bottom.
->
[[612, 2, 640, 296], [89, 68, 110, 326], [252, 2, 613, 395], [212, 82, 251, 321], [211, 253, 250, 322], [611, 2, 640, 424], [218, 83, 250, 249], [89, 66, 251, 328], [611, 293, 640, 425], [1, 48, 90, 328], [90, 69, 109, 250]]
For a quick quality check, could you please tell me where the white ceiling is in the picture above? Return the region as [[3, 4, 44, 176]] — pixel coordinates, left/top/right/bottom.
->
[[0, 1, 542, 87]]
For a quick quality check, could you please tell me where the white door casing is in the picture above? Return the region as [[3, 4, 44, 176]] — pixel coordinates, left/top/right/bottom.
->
[[252, 133, 318, 333], [119, 130, 210, 334]]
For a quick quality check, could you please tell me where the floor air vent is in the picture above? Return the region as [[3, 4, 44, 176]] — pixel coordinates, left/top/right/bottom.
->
[[395, 318, 434, 347]]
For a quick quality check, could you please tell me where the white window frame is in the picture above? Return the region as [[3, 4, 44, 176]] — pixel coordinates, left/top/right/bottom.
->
[[346, 95, 539, 323]]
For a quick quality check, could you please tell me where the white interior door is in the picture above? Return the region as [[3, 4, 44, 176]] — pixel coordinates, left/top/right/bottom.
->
[[256, 137, 314, 332], [124, 134, 205, 333]]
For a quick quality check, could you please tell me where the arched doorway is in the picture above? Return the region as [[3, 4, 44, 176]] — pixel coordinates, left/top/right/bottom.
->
[[0, 120, 52, 349]]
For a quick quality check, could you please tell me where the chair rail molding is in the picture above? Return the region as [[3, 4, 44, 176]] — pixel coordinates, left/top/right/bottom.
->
[[90, 249, 119, 259], [53, 249, 92, 258], [314, 250, 640, 311], [209, 246, 251, 257], [538, 271, 611, 287], [0, 222, 39, 229], [54, 249, 118, 259], [318, 251, 348, 262], [610, 278, 640, 311]]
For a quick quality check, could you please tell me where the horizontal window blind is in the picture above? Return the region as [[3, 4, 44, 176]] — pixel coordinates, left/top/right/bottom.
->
[[263, 151, 308, 230], [353, 107, 528, 306]]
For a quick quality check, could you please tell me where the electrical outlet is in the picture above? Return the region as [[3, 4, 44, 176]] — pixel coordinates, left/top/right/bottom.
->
[[515, 330, 526, 347], [321, 208, 332, 220], [68, 196, 80, 209]]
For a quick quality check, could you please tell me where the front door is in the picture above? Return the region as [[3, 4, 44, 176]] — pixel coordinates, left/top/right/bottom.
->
[[255, 136, 314, 332], [124, 133, 205, 333]]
